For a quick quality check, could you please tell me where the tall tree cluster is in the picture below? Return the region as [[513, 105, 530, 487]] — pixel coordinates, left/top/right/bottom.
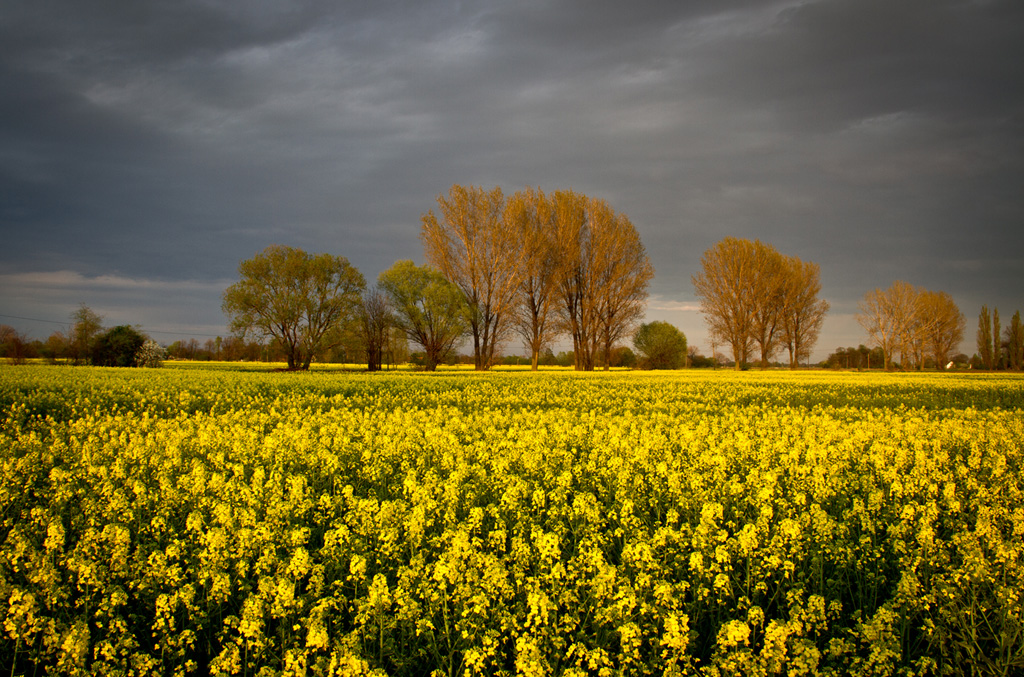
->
[[692, 237, 829, 369], [422, 185, 653, 371], [977, 305, 1024, 370], [857, 281, 965, 370]]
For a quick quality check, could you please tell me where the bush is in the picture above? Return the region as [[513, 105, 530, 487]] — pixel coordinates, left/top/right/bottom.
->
[[91, 326, 146, 367], [135, 340, 165, 368], [633, 321, 687, 369]]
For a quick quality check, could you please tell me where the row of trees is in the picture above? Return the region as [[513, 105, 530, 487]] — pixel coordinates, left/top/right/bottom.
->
[[978, 306, 1024, 371], [224, 186, 654, 371], [692, 237, 829, 370], [856, 281, 965, 371], [1, 306, 164, 367], [421, 185, 653, 371]]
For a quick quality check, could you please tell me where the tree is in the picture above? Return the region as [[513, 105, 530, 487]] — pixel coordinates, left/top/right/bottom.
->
[[70, 305, 103, 365], [358, 287, 392, 372], [508, 187, 561, 371], [552, 189, 593, 370], [42, 331, 69, 363], [857, 281, 920, 371], [222, 245, 365, 370], [91, 325, 146, 367], [378, 260, 468, 371], [135, 340, 165, 368], [692, 237, 759, 370], [747, 242, 788, 368], [0, 325, 31, 364], [977, 306, 994, 369], [422, 185, 521, 370], [993, 307, 1001, 370], [1006, 311, 1024, 371], [779, 257, 829, 369], [633, 321, 687, 370], [590, 199, 653, 371], [552, 190, 653, 371], [918, 290, 964, 369]]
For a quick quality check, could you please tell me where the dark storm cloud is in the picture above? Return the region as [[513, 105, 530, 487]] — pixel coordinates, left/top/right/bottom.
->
[[1, 0, 1022, 356]]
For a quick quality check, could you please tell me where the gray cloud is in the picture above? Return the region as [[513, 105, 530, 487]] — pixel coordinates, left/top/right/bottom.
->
[[1, 0, 1022, 358]]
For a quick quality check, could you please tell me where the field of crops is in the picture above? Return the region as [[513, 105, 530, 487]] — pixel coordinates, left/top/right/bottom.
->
[[1, 365, 1022, 676]]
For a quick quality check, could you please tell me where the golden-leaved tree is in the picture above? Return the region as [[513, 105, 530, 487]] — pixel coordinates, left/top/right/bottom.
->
[[780, 257, 829, 369], [693, 238, 829, 369], [917, 290, 965, 369], [551, 190, 653, 371], [506, 187, 561, 371], [424, 185, 653, 371], [421, 185, 521, 370], [857, 281, 964, 370]]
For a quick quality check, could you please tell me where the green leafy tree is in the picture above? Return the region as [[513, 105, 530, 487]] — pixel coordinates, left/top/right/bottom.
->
[[977, 306, 993, 370], [222, 245, 365, 370], [91, 325, 146, 367], [378, 260, 468, 371], [633, 321, 687, 370], [1006, 311, 1023, 371], [993, 307, 1001, 369], [69, 305, 103, 365]]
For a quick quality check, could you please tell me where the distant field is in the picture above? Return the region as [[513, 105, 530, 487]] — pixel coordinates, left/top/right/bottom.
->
[[1, 365, 1021, 675]]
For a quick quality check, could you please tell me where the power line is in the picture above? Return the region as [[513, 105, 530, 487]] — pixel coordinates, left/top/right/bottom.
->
[[0, 313, 223, 338], [0, 313, 65, 326]]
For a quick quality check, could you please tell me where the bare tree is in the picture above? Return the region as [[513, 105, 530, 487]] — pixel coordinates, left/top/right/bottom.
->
[[421, 184, 521, 370], [748, 241, 788, 368], [358, 287, 392, 372], [779, 256, 829, 369], [551, 191, 652, 371], [694, 238, 829, 370], [692, 237, 758, 370], [857, 281, 920, 371], [551, 189, 594, 370], [507, 187, 561, 370], [918, 290, 964, 369], [589, 199, 653, 371], [0, 325, 30, 364]]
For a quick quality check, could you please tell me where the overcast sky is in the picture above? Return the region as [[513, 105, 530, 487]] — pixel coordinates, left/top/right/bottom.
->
[[2, 0, 1022, 360]]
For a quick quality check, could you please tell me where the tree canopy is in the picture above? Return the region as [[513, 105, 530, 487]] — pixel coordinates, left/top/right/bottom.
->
[[222, 245, 365, 370], [378, 260, 468, 371], [693, 237, 827, 369], [91, 325, 146, 367], [857, 281, 964, 370], [422, 185, 520, 370], [633, 321, 687, 370]]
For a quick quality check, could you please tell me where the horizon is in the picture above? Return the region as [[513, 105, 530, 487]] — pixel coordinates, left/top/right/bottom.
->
[[2, 1, 1022, 359]]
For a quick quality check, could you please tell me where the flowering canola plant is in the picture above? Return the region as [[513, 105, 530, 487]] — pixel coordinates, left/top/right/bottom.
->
[[1, 365, 1022, 675]]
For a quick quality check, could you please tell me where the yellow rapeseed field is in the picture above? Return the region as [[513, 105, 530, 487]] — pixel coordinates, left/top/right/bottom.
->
[[1, 365, 1021, 675]]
